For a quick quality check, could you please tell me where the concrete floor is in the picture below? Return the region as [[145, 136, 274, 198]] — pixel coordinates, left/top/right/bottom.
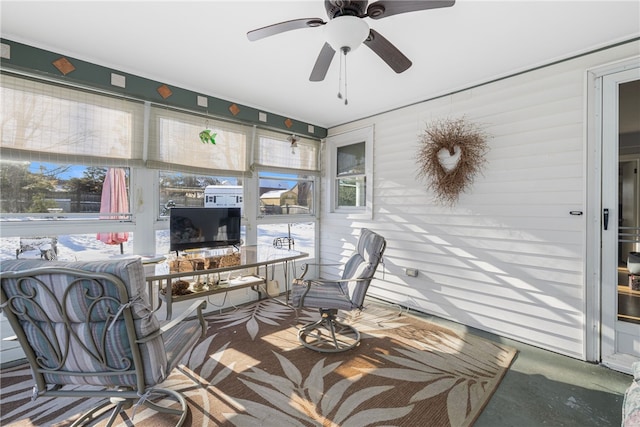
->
[[395, 303, 633, 427], [475, 341, 631, 426]]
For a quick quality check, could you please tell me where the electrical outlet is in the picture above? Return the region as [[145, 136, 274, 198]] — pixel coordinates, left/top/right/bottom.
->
[[405, 268, 419, 277]]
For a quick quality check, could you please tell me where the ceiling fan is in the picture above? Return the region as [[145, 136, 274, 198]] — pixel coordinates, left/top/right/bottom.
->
[[247, 1, 455, 82]]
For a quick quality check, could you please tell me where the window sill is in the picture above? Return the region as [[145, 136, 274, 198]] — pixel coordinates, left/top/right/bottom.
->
[[327, 209, 372, 220]]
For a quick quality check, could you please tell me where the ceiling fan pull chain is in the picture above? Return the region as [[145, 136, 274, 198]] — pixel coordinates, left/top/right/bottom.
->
[[343, 49, 348, 105], [337, 49, 344, 100], [337, 47, 349, 105]]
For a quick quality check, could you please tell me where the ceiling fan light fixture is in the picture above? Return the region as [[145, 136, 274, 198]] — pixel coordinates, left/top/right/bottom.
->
[[325, 16, 369, 52]]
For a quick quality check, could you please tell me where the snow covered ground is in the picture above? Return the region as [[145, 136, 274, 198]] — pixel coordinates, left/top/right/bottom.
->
[[0, 223, 315, 262], [0, 222, 316, 364]]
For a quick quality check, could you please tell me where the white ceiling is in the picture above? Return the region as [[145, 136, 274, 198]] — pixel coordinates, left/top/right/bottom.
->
[[1, 0, 639, 129]]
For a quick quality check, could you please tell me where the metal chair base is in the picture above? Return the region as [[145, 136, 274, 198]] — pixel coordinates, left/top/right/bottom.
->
[[70, 388, 189, 427], [298, 309, 361, 353]]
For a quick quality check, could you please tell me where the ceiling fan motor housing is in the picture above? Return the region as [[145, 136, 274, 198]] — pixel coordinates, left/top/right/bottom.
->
[[325, 0, 369, 19]]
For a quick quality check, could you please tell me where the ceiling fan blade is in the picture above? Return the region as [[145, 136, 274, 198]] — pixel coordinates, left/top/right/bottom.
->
[[309, 42, 336, 82], [366, 0, 455, 20], [363, 29, 412, 73], [247, 18, 325, 41]]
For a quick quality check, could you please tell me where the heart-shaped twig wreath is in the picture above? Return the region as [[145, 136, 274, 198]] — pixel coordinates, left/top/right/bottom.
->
[[417, 117, 488, 205]]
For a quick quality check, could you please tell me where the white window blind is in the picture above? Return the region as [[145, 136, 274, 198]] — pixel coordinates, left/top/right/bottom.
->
[[255, 129, 319, 172], [0, 74, 143, 165], [147, 106, 248, 174]]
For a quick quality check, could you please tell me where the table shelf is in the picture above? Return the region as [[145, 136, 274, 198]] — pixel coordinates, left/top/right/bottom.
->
[[145, 246, 308, 319], [160, 275, 266, 303]]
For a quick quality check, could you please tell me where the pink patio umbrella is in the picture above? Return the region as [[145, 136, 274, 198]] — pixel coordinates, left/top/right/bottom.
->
[[97, 168, 129, 254]]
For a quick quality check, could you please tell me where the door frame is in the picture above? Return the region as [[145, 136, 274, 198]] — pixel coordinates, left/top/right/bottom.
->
[[585, 56, 640, 372]]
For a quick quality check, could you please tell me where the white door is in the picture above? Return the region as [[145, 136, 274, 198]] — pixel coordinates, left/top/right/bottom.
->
[[601, 67, 640, 373]]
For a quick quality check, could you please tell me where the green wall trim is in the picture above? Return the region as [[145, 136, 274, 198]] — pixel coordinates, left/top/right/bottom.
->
[[0, 38, 327, 139]]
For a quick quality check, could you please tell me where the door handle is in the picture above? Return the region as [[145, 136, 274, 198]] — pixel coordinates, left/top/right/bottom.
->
[[604, 208, 609, 230]]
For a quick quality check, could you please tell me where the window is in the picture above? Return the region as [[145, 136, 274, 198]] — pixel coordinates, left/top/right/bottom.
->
[[257, 222, 315, 259], [254, 131, 319, 219], [326, 126, 373, 218], [0, 73, 321, 262], [0, 73, 141, 237], [337, 142, 366, 208], [158, 171, 242, 217], [253, 130, 319, 257], [0, 160, 131, 221], [1, 232, 136, 262], [258, 172, 314, 216]]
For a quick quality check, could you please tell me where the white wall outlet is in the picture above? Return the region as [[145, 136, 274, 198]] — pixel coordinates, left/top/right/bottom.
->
[[405, 268, 419, 277]]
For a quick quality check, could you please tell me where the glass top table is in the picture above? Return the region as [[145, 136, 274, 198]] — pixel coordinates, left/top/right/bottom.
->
[[145, 245, 308, 319]]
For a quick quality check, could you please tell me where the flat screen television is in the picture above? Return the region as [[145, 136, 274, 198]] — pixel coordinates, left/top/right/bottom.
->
[[169, 207, 241, 252]]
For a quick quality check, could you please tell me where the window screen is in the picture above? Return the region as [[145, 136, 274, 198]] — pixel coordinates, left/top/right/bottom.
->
[[337, 141, 365, 176]]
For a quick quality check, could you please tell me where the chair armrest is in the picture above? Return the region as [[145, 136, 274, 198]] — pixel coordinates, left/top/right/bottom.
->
[[293, 277, 372, 296], [295, 262, 342, 281], [297, 277, 371, 286], [137, 299, 207, 343], [299, 262, 342, 267]]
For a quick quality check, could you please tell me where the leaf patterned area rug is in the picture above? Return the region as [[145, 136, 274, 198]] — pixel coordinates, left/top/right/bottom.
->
[[0, 300, 516, 427]]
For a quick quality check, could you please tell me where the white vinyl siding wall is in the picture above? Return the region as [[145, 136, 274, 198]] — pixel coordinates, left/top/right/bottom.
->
[[323, 42, 639, 360]]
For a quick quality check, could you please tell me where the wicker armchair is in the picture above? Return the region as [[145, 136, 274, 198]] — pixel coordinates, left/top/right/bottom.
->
[[291, 228, 386, 352], [0, 258, 206, 427]]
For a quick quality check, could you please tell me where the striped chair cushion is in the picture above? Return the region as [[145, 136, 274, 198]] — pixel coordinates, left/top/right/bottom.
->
[[291, 228, 386, 312], [291, 280, 354, 311], [1, 258, 168, 387]]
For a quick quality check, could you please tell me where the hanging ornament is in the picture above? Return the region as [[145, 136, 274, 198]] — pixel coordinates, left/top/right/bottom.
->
[[199, 120, 217, 145], [287, 134, 299, 154], [199, 129, 217, 144]]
